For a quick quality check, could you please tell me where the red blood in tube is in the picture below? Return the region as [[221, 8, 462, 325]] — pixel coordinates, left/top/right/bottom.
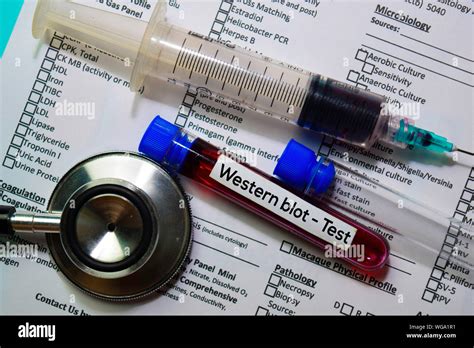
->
[[180, 138, 389, 272]]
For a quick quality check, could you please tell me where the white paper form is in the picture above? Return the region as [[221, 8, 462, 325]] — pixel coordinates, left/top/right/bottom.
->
[[0, 0, 472, 315]]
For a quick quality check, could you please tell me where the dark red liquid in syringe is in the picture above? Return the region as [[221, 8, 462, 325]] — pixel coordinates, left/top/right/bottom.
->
[[180, 138, 389, 271]]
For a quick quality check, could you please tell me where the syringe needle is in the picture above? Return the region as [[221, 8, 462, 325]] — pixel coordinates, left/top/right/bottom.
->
[[455, 147, 474, 156]]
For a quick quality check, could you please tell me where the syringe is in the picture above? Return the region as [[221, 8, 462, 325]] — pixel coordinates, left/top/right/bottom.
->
[[32, 0, 473, 156]]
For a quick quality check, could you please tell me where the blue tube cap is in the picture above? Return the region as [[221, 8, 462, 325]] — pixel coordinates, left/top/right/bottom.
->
[[274, 139, 335, 194], [139, 115, 192, 170]]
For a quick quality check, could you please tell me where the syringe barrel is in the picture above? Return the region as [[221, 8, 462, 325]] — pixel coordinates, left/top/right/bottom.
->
[[32, 0, 148, 62], [132, 18, 313, 122], [33, 0, 392, 148], [134, 4, 390, 147]]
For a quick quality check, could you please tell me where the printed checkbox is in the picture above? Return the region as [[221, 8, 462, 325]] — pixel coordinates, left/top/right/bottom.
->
[[37, 70, 50, 82], [356, 82, 368, 90], [431, 268, 443, 280], [319, 144, 331, 157], [268, 274, 281, 287], [347, 70, 360, 83], [29, 91, 41, 103], [33, 81, 46, 93], [24, 102, 36, 115], [53, 32, 65, 39], [212, 22, 223, 32], [175, 115, 187, 127], [362, 62, 375, 74], [11, 135, 24, 147], [439, 250, 451, 260], [20, 113, 33, 125], [422, 290, 435, 303], [448, 226, 460, 237], [461, 191, 472, 202], [470, 168, 474, 178], [220, 2, 231, 11], [445, 235, 456, 246], [340, 303, 354, 316], [466, 179, 474, 190], [41, 59, 54, 71], [16, 124, 29, 136], [216, 12, 227, 22], [442, 244, 453, 254], [7, 146, 19, 158], [427, 279, 439, 291], [183, 94, 195, 106], [46, 48, 58, 60], [3, 157, 15, 169], [50, 37, 62, 49], [255, 306, 269, 316], [264, 285, 277, 298], [280, 241, 293, 254], [179, 105, 190, 116], [366, 312, 374, 316], [453, 212, 464, 221], [456, 201, 469, 213], [435, 256, 448, 269], [355, 49, 368, 62]]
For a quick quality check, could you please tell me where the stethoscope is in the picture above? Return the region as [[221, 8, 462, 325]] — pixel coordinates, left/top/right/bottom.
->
[[0, 152, 192, 301]]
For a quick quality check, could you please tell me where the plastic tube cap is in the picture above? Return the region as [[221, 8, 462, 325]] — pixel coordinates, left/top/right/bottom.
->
[[139, 116, 192, 169], [274, 139, 335, 194]]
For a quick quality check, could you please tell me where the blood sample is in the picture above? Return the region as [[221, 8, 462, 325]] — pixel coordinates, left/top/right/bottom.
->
[[139, 116, 389, 271], [275, 140, 473, 270], [33, 0, 473, 156]]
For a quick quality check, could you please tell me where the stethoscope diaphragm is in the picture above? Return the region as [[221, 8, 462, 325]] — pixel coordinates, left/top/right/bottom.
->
[[1, 152, 192, 301]]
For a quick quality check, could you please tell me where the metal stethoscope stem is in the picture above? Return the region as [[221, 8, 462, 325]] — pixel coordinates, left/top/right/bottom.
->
[[0, 152, 192, 301], [8, 211, 61, 234]]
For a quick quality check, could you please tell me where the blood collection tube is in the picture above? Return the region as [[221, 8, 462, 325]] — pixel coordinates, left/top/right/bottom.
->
[[139, 116, 389, 271], [275, 140, 474, 269]]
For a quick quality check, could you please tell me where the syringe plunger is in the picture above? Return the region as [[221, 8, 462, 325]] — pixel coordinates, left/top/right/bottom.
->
[[32, 0, 468, 155]]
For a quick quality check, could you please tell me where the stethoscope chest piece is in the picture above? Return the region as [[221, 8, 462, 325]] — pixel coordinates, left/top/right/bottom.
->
[[46, 152, 192, 301]]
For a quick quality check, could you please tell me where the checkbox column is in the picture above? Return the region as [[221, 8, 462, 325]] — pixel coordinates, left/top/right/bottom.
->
[[426, 279, 439, 291], [175, 90, 196, 127], [362, 62, 375, 74], [355, 49, 368, 62], [255, 306, 269, 316], [422, 290, 435, 303], [280, 241, 293, 254], [3, 156, 16, 169], [347, 70, 360, 83], [340, 303, 354, 316], [264, 285, 277, 298], [268, 274, 281, 287], [3, 32, 64, 170], [220, 1, 232, 11], [431, 268, 444, 280]]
